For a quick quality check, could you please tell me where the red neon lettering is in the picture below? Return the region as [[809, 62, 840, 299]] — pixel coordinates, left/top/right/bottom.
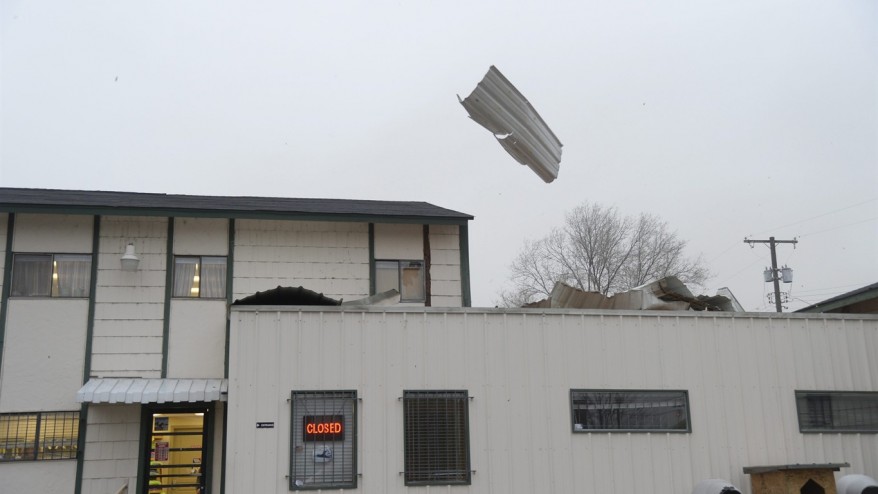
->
[[306, 422, 342, 435]]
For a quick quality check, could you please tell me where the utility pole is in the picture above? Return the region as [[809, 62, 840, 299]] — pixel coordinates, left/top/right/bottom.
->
[[744, 236, 798, 313]]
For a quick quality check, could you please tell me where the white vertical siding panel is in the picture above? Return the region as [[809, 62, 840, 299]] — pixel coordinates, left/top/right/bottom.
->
[[373, 223, 422, 260], [12, 213, 93, 252], [173, 217, 228, 256], [428, 225, 461, 307], [93, 216, 167, 377], [227, 309, 878, 494], [234, 220, 368, 301]]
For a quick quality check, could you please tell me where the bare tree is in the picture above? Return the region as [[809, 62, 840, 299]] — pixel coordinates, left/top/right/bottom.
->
[[497, 203, 710, 306]]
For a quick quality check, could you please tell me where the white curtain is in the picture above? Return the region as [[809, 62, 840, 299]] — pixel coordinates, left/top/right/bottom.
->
[[53, 255, 91, 297], [11, 255, 52, 296]]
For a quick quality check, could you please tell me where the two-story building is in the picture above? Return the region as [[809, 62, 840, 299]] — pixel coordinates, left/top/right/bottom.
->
[[0, 187, 472, 494], [1, 187, 877, 494]]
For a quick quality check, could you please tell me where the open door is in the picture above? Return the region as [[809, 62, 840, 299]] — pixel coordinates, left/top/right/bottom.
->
[[143, 407, 210, 494]]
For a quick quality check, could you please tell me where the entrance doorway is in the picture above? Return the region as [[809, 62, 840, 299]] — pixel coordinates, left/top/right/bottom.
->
[[142, 406, 210, 494]]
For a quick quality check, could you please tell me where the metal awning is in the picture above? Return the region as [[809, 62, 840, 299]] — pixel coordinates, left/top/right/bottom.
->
[[76, 378, 228, 404]]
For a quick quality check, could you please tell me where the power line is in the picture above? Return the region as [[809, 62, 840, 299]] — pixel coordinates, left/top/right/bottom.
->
[[750, 197, 877, 237], [797, 216, 878, 238]]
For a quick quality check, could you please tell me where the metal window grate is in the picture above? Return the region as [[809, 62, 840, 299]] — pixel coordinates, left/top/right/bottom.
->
[[570, 390, 690, 432], [0, 411, 79, 461], [403, 390, 470, 486], [290, 390, 357, 490], [796, 391, 878, 432]]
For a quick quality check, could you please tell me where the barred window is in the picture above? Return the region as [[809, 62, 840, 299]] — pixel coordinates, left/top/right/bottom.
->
[[796, 391, 878, 433], [403, 390, 470, 486], [570, 390, 690, 432], [0, 411, 79, 461], [11, 254, 92, 297], [290, 391, 357, 490]]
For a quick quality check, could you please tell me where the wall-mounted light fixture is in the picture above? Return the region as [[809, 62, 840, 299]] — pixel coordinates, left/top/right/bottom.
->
[[120, 243, 140, 271]]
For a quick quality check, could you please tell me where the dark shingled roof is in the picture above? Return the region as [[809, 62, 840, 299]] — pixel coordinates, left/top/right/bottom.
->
[[0, 187, 473, 223]]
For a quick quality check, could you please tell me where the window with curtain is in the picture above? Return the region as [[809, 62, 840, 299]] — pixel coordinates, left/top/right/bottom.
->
[[403, 390, 470, 486], [0, 411, 79, 461], [173, 256, 226, 298], [11, 254, 91, 298], [570, 390, 691, 432], [375, 260, 425, 302]]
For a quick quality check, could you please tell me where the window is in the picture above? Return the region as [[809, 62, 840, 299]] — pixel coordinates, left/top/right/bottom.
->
[[11, 254, 92, 297], [290, 391, 357, 490], [570, 390, 690, 432], [403, 390, 470, 486], [795, 391, 878, 432], [173, 256, 226, 298], [375, 260, 425, 302], [0, 411, 79, 461]]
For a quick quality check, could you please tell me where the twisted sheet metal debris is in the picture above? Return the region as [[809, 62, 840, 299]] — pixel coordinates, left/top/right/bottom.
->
[[524, 277, 744, 311], [459, 66, 563, 183]]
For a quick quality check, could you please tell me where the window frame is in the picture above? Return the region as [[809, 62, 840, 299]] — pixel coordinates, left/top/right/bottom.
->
[[403, 390, 471, 486], [172, 255, 227, 299], [10, 253, 93, 298], [569, 389, 692, 433], [795, 390, 878, 433], [375, 259, 426, 303], [289, 390, 358, 490], [0, 411, 80, 462]]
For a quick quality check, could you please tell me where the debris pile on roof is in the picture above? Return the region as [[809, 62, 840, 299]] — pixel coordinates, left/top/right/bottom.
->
[[523, 277, 743, 312], [232, 286, 401, 307], [459, 65, 563, 183]]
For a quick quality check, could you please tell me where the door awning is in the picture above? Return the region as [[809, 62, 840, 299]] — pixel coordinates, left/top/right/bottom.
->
[[76, 378, 228, 404]]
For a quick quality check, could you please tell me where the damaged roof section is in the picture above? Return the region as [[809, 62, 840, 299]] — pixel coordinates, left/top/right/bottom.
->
[[459, 66, 563, 183], [524, 277, 744, 312], [232, 285, 402, 307]]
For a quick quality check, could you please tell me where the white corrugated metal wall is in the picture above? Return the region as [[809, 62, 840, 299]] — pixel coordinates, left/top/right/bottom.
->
[[227, 308, 878, 494]]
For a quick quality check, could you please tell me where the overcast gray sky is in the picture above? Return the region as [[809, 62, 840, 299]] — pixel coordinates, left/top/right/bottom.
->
[[2, 0, 876, 311]]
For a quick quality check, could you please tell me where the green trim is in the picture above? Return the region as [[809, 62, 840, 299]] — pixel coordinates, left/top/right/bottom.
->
[[0, 213, 14, 373], [161, 217, 174, 378], [220, 403, 228, 494], [797, 288, 878, 313], [135, 406, 150, 494], [423, 225, 431, 307], [0, 204, 471, 225], [82, 215, 100, 384], [73, 404, 89, 494], [74, 215, 100, 494], [224, 219, 234, 379], [368, 223, 375, 295], [458, 224, 471, 307]]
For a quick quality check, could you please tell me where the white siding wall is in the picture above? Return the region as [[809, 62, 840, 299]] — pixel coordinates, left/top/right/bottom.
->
[[0, 300, 88, 412], [374, 223, 422, 260], [429, 224, 461, 307], [228, 308, 878, 494], [0, 460, 77, 493], [92, 216, 168, 378], [81, 404, 140, 494], [167, 217, 229, 379], [11, 213, 93, 253], [174, 217, 229, 256], [0, 214, 91, 412], [167, 300, 227, 378], [234, 220, 369, 301]]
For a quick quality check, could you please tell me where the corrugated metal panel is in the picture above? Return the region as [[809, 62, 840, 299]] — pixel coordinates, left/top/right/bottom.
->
[[76, 378, 227, 404], [228, 308, 878, 494], [460, 66, 563, 183]]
